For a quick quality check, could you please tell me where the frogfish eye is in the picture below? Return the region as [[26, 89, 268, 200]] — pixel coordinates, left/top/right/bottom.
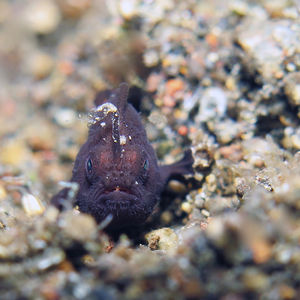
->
[[143, 159, 149, 171], [86, 158, 93, 173]]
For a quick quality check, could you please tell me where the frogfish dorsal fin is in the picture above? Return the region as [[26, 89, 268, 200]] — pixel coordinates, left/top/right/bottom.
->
[[109, 82, 129, 114]]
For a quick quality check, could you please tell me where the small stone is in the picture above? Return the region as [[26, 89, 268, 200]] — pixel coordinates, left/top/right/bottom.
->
[[206, 174, 217, 192], [163, 95, 176, 107], [284, 72, 300, 106], [196, 87, 227, 123], [166, 79, 185, 97], [211, 119, 241, 144], [167, 180, 187, 193], [145, 228, 178, 254], [250, 239, 272, 264], [37, 249, 65, 271], [219, 144, 243, 162], [119, 0, 139, 19], [286, 63, 296, 72], [57, 0, 92, 18], [192, 142, 214, 171], [274, 245, 293, 264], [206, 217, 224, 245], [28, 52, 54, 80], [146, 73, 163, 92], [279, 285, 296, 300], [237, 20, 285, 82], [0, 140, 30, 167], [143, 50, 160, 67], [230, 0, 248, 16], [291, 132, 300, 149], [21, 193, 45, 216], [54, 108, 77, 128], [162, 54, 186, 76], [24, 119, 56, 151], [242, 269, 269, 291], [44, 206, 59, 223], [61, 211, 97, 241], [243, 138, 274, 166], [194, 194, 205, 208], [148, 111, 168, 129], [263, 0, 296, 18], [145, 123, 159, 141], [225, 76, 237, 91], [194, 172, 204, 182], [182, 279, 203, 298], [25, 0, 61, 34], [0, 185, 7, 200], [201, 209, 210, 217], [181, 202, 192, 214], [160, 211, 173, 224]]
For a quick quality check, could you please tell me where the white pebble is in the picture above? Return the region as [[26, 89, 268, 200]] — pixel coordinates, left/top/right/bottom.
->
[[22, 193, 45, 216]]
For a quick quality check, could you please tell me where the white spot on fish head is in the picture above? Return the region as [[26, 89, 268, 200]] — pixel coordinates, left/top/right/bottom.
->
[[120, 135, 127, 145]]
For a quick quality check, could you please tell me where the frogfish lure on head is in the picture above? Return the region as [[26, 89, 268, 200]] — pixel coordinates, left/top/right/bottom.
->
[[51, 83, 194, 231]]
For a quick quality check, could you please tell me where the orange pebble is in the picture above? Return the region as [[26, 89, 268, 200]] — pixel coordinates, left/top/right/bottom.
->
[[251, 239, 272, 264], [58, 61, 74, 75], [147, 73, 163, 92], [178, 125, 188, 136], [166, 78, 184, 97], [163, 95, 176, 107], [189, 126, 197, 134], [205, 33, 218, 48]]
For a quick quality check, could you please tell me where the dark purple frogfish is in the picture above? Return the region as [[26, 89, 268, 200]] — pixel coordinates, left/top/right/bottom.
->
[[52, 83, 194, 230]]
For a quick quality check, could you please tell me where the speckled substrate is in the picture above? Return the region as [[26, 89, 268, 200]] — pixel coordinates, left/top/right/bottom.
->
[[0, 0, 299, 299]]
